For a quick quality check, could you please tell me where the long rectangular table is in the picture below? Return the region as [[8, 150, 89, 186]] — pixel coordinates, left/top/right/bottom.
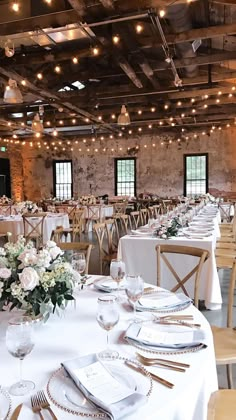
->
[[0, 278, 218, 420], [118, 213, 222, 310]]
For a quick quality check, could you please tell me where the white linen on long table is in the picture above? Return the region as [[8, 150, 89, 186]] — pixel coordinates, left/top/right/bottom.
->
[[0, 279, 218, 420], [118, 213, 222, 310], [0, 213, 69, 243]]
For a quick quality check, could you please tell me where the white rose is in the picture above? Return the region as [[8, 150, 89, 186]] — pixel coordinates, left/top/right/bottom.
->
[[0, 268, 11, 279], [19, 267, 39, 291], [49, 246, 63, 260], [18, 249, 38, 267], [46, 240, 57, 248]]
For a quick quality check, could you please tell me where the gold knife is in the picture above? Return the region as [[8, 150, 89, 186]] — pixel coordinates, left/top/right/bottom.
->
[[10, 404, 23, 420], [125, 360, 174, 388]]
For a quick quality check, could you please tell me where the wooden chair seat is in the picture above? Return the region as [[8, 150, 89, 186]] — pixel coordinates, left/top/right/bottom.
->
[[211, 326, 236, 364], [208, 390, 236, 420]]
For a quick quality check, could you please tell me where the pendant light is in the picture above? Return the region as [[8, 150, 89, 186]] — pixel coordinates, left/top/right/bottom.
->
[[117, 105, 130, 125], [3, 78, 23, 103]]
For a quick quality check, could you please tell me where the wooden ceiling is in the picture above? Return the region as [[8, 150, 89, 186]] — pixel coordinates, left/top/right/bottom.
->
[[1, 0, 236, 141]]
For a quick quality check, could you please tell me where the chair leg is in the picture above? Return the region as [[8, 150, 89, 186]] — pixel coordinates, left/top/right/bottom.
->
[[226, 364, 234, 388]]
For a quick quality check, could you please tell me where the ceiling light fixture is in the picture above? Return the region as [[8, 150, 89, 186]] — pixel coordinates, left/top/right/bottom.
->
[[112, 35, 120, 44], [5, 40, 15, 57], [3, 79, 23, 104], [117, 105, 130, 125], [135, 24, 143, 34], [11, 2, 20, 12]]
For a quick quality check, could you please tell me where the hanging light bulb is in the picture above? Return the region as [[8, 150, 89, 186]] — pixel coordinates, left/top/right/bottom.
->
[[32, 113, 43, 133], [3, 79, 23, 103], [5, 40, 15, 57], [117, 105, 130, 126]]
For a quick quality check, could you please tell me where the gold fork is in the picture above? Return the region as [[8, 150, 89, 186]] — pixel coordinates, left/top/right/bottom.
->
[[37, 390, 58, 420], [31, 395, 44, 420]]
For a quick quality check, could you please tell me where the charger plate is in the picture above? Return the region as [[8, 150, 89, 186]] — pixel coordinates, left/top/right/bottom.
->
[[47, 357, 152, 418], [0, 387, 11, 420]]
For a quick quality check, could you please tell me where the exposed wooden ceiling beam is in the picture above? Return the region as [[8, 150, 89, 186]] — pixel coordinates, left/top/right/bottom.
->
[[99, 0, 115, 10], [117, 56, 143, 88], [0, 67, 118, 133]]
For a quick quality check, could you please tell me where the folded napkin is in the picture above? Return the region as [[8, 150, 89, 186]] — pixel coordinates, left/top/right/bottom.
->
[[62, 354, 147, 420], [136, 292, 192, 312], [125, 323, 207, 351], [93, 277, 126, 292]]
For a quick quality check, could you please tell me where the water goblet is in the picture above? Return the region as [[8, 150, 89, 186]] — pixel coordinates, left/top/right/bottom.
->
[[125, 275, 144, 323], [110, 259, 126, 300], [6, 316, 35, 396], [96, 295, 120, 360], [71, 252, 87, 287]]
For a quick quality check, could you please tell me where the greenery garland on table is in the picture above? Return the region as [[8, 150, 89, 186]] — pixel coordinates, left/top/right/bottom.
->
[[153, 217, 183, 239]]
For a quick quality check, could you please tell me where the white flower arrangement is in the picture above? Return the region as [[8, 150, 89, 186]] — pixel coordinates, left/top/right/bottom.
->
[[80, 195, 97, 205], [0, 236, 76, 321], [15, 201, 38, 214]]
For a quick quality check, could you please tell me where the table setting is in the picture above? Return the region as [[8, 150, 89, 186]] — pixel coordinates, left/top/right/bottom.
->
[[0, 257, 218, 420]]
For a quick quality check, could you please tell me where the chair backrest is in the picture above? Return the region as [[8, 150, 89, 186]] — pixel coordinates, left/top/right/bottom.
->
[[218, 202, 232, 223], [130, 211, 140, 230], [22, 212, 47, 247], [50, 225, 64, 242], [120, 214, 130, 235], [86, 205, 102, 221], [72, 209, 85, 240], [57, 242, 93, 274], [140, 208, 148, 226], [152, 204, 161, 218], [215, 256, 236, 328], [156, 244, 209, 308], [207, 390, 236, 420], [104, 219, 117, 253], [0, 204, 11, 216], [56, 205, 76, 222], [113, 202, 127, 215]]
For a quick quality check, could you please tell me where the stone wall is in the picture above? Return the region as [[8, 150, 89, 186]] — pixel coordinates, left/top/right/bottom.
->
[[4, 126, 236, 200]]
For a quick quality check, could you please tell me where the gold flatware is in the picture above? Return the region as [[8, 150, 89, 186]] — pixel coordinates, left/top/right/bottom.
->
[[10, 403, 23, 420], [154, 320, 201, 328], [153, 314, 194, 321], [37, 390, 58, 420], [125, 360, 174, 388], [31, 395, 44, 420], [136, 352, 190, 368], [136, 354, 185, 372]]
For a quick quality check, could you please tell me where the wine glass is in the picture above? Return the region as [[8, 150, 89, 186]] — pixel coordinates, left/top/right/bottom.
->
[[71, 252, 86, 287], [125, 275, 144, 323], [96, 295, 119, 360], [110, 259, 126, 300], [6, 316, 35, 396]]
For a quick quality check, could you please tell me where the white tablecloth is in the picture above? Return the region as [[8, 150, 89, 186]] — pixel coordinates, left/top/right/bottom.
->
[[118, 214, 222, 310], [0, 279, 218, 420], [0, 213, 70, 243]]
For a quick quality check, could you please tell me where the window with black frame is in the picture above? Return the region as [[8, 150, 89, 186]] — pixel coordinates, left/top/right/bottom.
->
[[184, 154, 208, 196], [53, 160, 73, 200], [115, 158, 136, 196]]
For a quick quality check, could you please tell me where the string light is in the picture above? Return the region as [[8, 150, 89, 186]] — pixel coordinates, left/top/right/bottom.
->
[[53, 129, 58, 136], [44, 0, 52, 4], [72, 57, 78, 64], [112, 35, 120, 44], [11, 2, 20, 12], [54, 65, 61, 73], [135, 24, 143, 34], [111, 114, 116, 119], [37, 73, 43, 80], [164, 104, 169, 110], [138, 110, 142, 115], [21, 79, 26, 86], [92, 47, 99, 56], [159, 9, 166, 18], [177, 101, 182, 106], [72, 119, 76, 124], [151, 107, 156, 112]]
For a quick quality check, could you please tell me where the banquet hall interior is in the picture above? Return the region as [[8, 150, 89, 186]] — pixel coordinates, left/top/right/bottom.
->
[[1, 0, 236, 419]]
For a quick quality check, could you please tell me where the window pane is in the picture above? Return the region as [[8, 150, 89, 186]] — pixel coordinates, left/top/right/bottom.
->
[[115, 159, 136, 196], [54, 161, 72, 200], [185, 155, 207, 196]]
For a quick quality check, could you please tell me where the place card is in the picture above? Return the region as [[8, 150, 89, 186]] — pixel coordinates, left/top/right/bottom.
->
[[73, 361, 133, 405], [137, 325, 202, 346]]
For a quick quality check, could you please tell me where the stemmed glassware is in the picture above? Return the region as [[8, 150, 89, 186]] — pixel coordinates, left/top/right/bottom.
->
[[125, 275, 144, 323], [6, 316, 35, 396], [71, 252, 86, 288], [110, 259, 126, 300], [96, 295, 119, 360]]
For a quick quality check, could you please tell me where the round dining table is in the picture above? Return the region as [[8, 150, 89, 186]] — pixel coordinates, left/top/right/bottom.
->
[[0, 213, 69, 244], [0, 277, 218, 420]]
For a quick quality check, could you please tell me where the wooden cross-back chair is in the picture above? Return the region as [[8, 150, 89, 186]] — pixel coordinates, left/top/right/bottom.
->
[[207, 390, 236, 420], [130, 211, 140, 230], [120, 214, 131, 236], [0, 205, 11, 216], [152, 204, 161, 219], [22, 212, 47, 248], [55, 205, 76, 224], [218, 202, 232, 223], [93, 219, 117, 274], [84, 205, 102, 231], [211, 256, 236, 388], [161, 199, 173, 214], [156, 244, 210, 308], [113, 202, 127, 215], [140, 208, 148, 226], [71, 209, 85, 241], [56, 241, 94, 274]]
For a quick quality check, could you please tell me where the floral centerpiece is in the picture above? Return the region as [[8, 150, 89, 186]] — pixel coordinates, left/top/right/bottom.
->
[[0, 237, 76, 321], [79, 195, 97, 205], [153, 217, 182, 239], [15, 201, 38, 214], [0, 195, 11, 205]]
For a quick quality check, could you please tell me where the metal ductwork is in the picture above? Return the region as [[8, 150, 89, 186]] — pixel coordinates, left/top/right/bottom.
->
[[167, 4, 199, 78]]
